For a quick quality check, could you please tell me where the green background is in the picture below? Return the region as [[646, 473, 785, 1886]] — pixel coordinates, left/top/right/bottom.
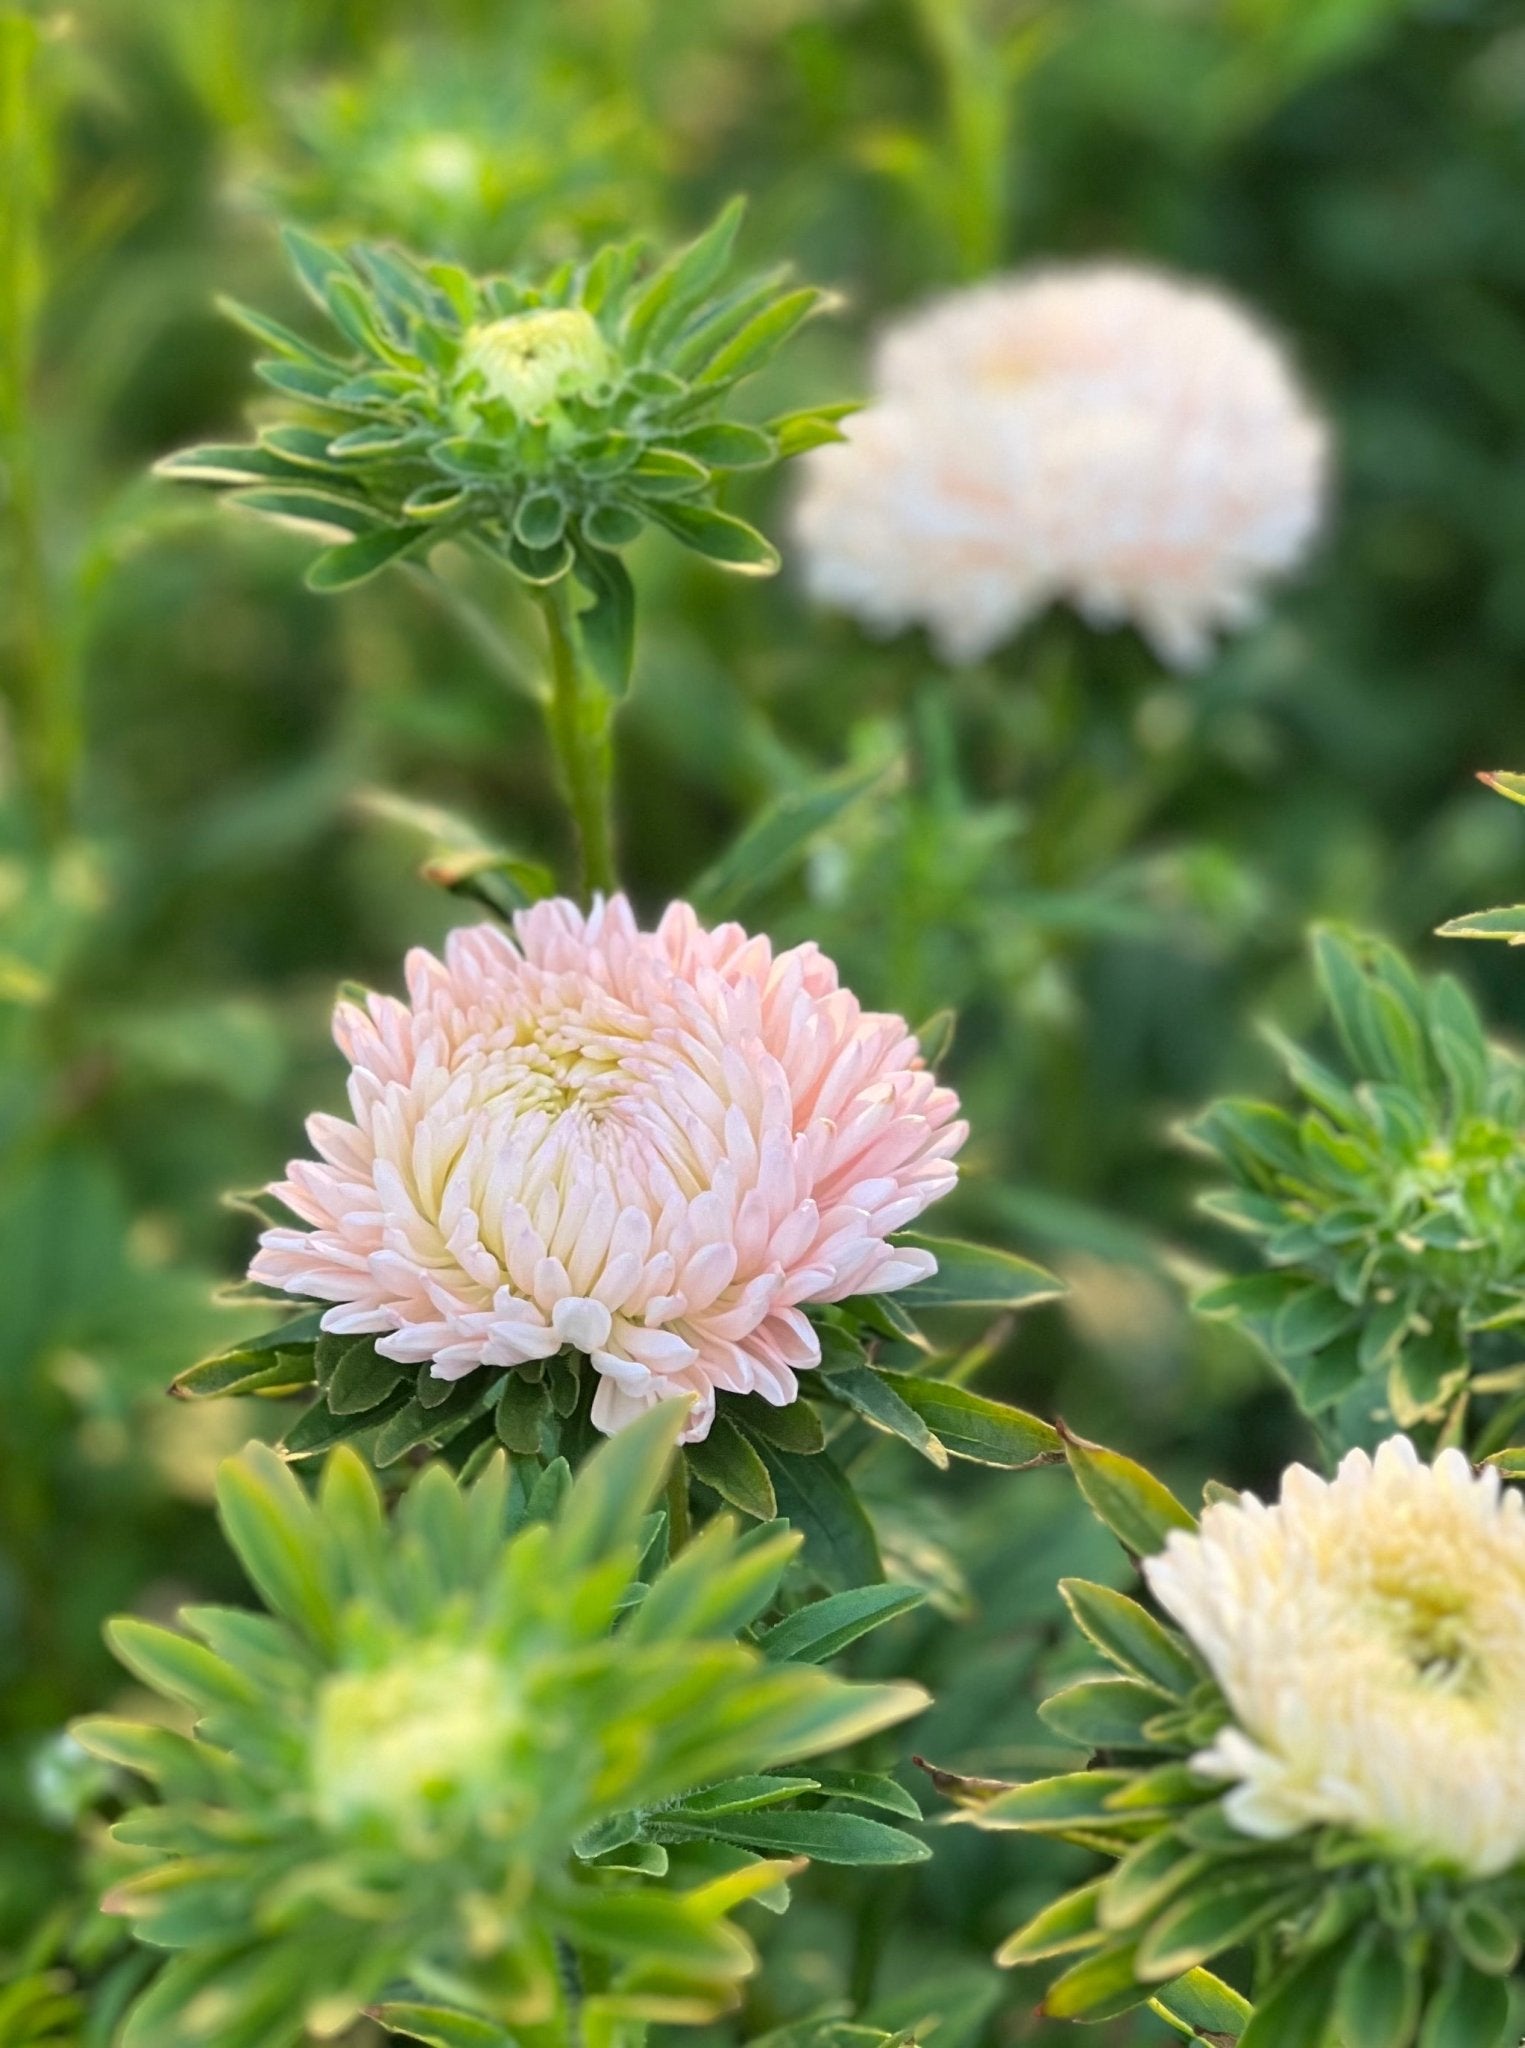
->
[[5, 0, 1525, 2038]]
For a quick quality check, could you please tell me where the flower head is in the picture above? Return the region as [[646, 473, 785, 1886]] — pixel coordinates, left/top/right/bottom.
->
[[462, 306, 614, 414], [250, 895, 965, 1441], [159, 204, 839, 606], [794, 262, 1328, 668], [1190, 925, 1525, 1435], [82, 1409, 928, 2041], [1146, 1437, 1525, 1877]]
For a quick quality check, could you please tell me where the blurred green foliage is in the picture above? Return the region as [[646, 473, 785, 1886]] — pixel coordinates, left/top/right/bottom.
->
[[7, 0, 1525, 2040]]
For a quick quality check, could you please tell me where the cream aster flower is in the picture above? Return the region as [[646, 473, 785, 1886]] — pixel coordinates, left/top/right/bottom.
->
[[250, 896, 966, 1441], [793, 263, 1328, 668], [1145, 1437, 1525, 1878]]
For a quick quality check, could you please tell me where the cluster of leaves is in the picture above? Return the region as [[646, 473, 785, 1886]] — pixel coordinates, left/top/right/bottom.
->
[[76, 1403, 935, 2048], [156, 203, 847, 691], [173, 1231, 1065, 1591], [926, 1433, 1523, 2048], [1187, 926, 1525, 1450]]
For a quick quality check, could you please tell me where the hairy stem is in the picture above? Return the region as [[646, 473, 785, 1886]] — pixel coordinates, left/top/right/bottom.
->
[[538, 577, 617, 901]]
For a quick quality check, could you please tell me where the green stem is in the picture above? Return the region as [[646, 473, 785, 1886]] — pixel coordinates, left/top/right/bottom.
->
[[0, 11, 77, 840], [664, 1457, 692, 1558], [911, 0, 1009, 278], [538, 578, 617, 901]]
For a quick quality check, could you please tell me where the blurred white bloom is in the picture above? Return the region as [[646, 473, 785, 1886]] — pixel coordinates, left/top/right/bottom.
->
[[251, 896, 964, 1441], [1146, 1437, 1525, 1877], [794, 264, 1328, 668]]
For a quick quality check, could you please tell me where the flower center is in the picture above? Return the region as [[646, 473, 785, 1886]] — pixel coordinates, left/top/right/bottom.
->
[[461, 307, 613, 415], [311, 1648, 521, 1836], [1374, 1578, 1484, 1697]]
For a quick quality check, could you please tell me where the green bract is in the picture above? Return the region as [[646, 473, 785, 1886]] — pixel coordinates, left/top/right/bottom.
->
[[170, 1235, 1065, 1591], [931, 1434, 1524, 2048], [1186, 926, 1525, 1448], [156, 204, 847, 689], [76, 1405, 929, 2048]]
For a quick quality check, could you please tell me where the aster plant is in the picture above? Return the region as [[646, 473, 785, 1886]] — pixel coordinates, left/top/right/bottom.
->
[[174, 894, 1062, 1579], [1186, 924, 1525, 1456], [925, 1430, 1525, 2046], [76, 1403, 934, 2048], [157, 204, 846, 893]]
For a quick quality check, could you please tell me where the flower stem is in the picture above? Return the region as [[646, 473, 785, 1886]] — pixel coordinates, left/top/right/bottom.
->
[[0, 12, 78, 842], [664, 1457, 692, 1558], [538, 577, 617, 901]]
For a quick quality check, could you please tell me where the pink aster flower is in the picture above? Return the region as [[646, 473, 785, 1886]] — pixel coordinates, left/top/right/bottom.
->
[[250, 896, 966, 1440]]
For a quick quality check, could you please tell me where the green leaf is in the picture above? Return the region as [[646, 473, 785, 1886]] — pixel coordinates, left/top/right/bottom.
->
[[513, 491, 568, 550], [894, 1377, 1061, 1468], [1449, 1895, 1520, 1975], [1149, 1968, 1252, 2040], [691, 757, 898, 920], [154, 442, 312, 486], [1062, 1429, 1197, 1556], [306, 525, 420, 591], [1417, 1954, 1512, 2048], [1042, 1939, 1149, 2022], [758, 1583, 924, 1664], [574, 543, 637, 695], [647, 500, 780, 574], [550, 1887, 752, 1975], [807, 1768, 922, 1819], [105, 1618, 258, 1711], [695, 286, 825, 385], [1478, 768, 1525, 807], [684, 1414, 778, 1520], [1102, 1833, 1211, 1933], [1039, 1678, 1173, 1751], [281, 226, 356, 318], [625, 197, 746, 351], [552, 1400, 687, 1572], [729, 1392, 827, 1455], [996, 1881, 1105, 1966], [1140, 1870, 1311, 1981], [1239, 1936, 1360, 2048], [1435, 905, 1525, 943], [753, 1443, 881, 1588], [896, 1234, 1064, 1309], [215, 294, 347, 368], [768, 402, 859, 457], [1335, 1925, 1423, 2048], [1058, 1581, 1198, 1695], [496, 1372, 551, 1454], [818, 1361, 948, 1468], [670, 1774, 820, 1816], [662, 1807, 929, 1866], [372, 2006, 512, 2048], [233, 485, 377, 539], [171, 1339, 319, 1401], [631, 449, 711, 498], [324, 1338, 406, 1415], [214, 1443, 339, 1652], [974, 1770, 1134, 1833], [669, 422, 774, 468]]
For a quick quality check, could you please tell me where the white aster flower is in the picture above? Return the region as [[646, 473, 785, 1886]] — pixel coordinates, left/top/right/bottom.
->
[[1145, 1437, 1525, 1878], [793, 262, 1329, 668], [250, 895, 965, 1442]]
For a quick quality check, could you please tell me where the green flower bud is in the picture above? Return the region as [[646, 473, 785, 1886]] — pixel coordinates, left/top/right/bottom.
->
[[311, 1648, 523, 1839], [461, 306, 614, 415]]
